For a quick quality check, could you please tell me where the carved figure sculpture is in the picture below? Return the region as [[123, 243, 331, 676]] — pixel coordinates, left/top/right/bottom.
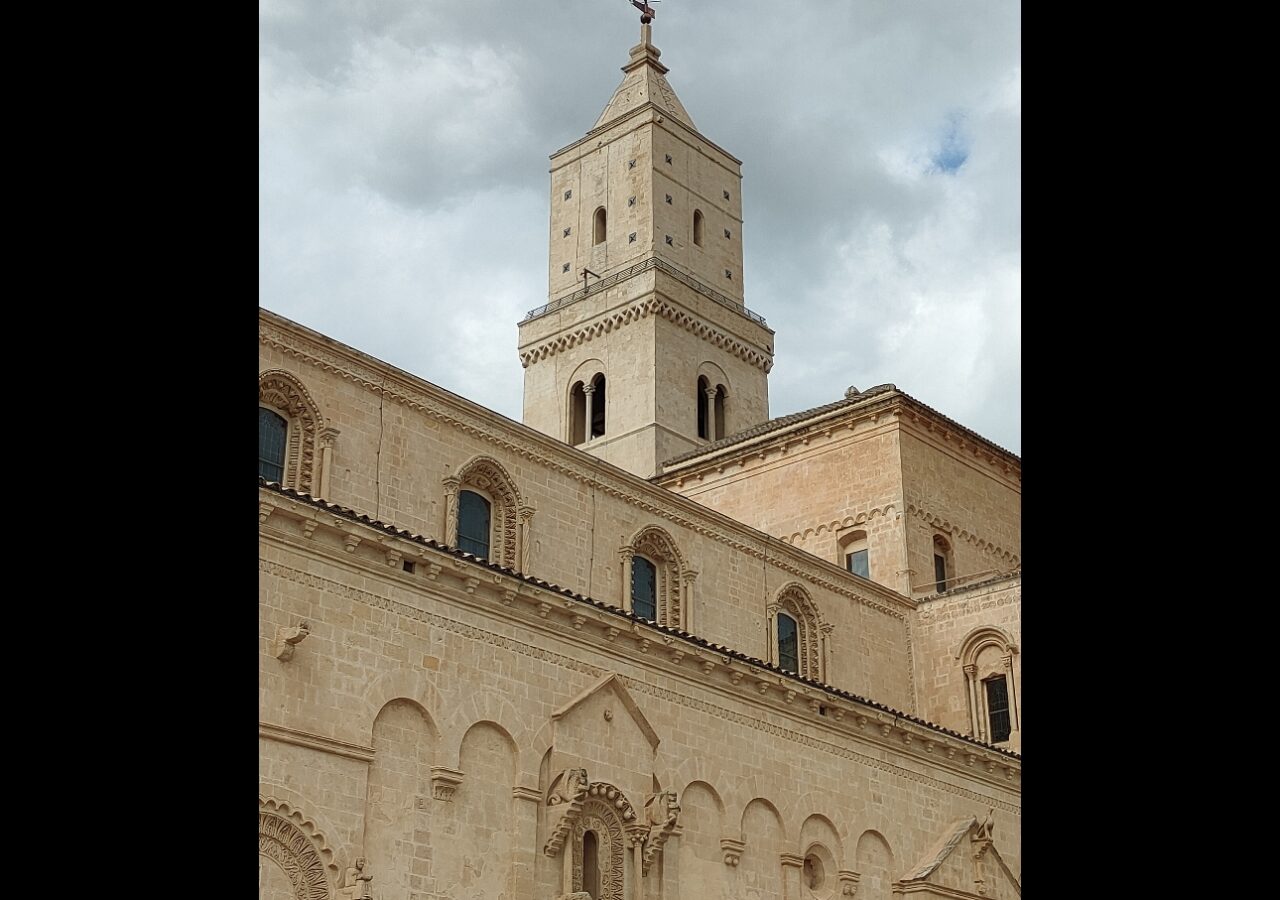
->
[[338, 857, 373, 900]]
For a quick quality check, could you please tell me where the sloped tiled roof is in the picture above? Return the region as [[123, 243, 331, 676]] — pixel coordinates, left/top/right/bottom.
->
[[661, 384, 1021, 470], [259, 478, 1021, 760]]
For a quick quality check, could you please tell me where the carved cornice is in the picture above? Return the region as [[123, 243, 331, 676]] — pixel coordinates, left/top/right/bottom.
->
[[780, 504, 897, 547], [259, 313, 917, 638], [259, 795, 340, 895], [258, 722, 375, 762], [258, 492, 1023, 789], [906, 503, 1020, 568], [519, 295, 773, 373]]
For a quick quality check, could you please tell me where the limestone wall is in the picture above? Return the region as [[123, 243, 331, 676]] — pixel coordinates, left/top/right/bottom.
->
[[911, 576, 1022, 749], [259, 502, 1021, 900], [897, 429, 1020, 598], [261, 310, 915, 710]]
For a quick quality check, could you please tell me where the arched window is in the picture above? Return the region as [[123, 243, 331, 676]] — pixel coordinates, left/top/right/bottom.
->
[[258, 369, 329, 494], [621, 525, 691, 629], [696, 375, 711, 439], [777, 612, 799, 673], [259, 407, 287, 482], [984, 676, 1011, 743], [631, 556, 657, 621], [955, 626, 1020, 746], [569, 381, 587, 445], [594, 207, 607, 245], [933, 535, 953, 593], [693, 209, 704, 247], [582, 830, 600, 899], [457, 490, 492, 558], [713, 384, 727, 439], [768, 584, 828, 680], [444, 456, 533, 571], [590, 373, 606, 438]]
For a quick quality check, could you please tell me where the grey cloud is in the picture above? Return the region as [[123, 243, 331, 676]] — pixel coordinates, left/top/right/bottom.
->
[[260, 0, 1021, 453]]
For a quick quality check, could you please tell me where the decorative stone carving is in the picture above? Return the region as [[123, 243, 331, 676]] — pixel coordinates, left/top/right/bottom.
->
[[430, 766, 464, 801], [774, 583, 826, 679], [273, 622, 310, 662], [545, 768, 590, 857], [259, 369, 324, 493], [721, 837, 745, 866], [337, 857, 373, 900], [838, 869, 860, 895], [625, 525, 688, 628], [258, 797, 335, 900], [443, 456, 529, 568], [974, 807, 995, 841], [642, 790, 680, 873], [571, 788, 633, 900]]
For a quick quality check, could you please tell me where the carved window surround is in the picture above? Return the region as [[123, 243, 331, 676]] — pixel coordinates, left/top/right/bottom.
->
[[258, 486, 1021, 783], [618, 525, 694, 631], [259, 369, 339, 498], [442, 455, 535, 571], [766, 583, 828, 681], [956, 627, 1020, 744]]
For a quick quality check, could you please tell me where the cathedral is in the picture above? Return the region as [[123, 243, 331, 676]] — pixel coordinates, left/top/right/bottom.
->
[[259, 17, 1021, 900]]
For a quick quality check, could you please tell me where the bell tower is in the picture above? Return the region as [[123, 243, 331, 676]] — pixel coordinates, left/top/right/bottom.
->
[[518, 18, 774, 478]]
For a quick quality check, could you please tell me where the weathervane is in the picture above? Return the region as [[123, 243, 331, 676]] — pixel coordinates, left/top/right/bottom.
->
[[627, 0, 660, 25]]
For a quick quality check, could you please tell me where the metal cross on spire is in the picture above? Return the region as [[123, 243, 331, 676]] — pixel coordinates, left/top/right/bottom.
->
[[627, 0, 661, 25]]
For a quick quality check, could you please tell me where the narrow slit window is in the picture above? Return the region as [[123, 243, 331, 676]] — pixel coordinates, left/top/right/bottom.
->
[[985, 676, 1011, 742], [693, 209, 704, 247], [259, 407, 287, 482], [590, 373, 606, 438], [569, 381, 586, 445], [696, 376, 710, 440], [714, 384, 726, 439], [457, 490, 492, 559], [593, 207, 607, 245], [632, 556, 657, 621], [777, 613, 799, 674]]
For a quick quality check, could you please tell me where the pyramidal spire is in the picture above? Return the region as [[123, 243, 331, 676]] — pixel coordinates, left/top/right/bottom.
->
[[594, 22, 696, 130]]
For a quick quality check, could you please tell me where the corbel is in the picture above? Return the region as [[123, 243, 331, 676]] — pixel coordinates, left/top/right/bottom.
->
[[430, 767, 464, 802], [273, 622, 311, 662]]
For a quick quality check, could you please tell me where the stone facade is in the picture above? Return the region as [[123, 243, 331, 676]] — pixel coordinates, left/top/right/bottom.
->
[[260, 21, 1020, 900]]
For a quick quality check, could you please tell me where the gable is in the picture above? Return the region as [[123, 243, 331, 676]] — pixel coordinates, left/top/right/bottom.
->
[[898, 817, 1021, 899], [552, 673, 661, 755]]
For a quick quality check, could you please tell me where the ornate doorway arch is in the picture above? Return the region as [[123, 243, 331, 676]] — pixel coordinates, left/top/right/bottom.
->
[[258, 797, 336, 900]]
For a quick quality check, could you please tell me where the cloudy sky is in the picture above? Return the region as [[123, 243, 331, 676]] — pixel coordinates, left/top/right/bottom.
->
[[260, 0, 1021, 455]]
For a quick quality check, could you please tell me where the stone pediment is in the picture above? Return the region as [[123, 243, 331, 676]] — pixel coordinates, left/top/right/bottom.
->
[[552, 673, 660, 751], [896, 814, 1021, 899]]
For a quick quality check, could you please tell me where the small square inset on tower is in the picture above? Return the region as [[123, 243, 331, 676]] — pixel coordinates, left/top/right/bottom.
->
[[723, 190, 730, 200], [563, 262, 571, 273], [665, 194, 672, 204], [724, 229, 732, 239], [564, 190, 572, 200], [628, 159, 637, 169], [564, 227, 571, 237], [725, 269, 732, 279], [665, 235, 673, 245], [629, 232, 636, 243], [665, 153, 672, 164], [628, 196, 636, 207]]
